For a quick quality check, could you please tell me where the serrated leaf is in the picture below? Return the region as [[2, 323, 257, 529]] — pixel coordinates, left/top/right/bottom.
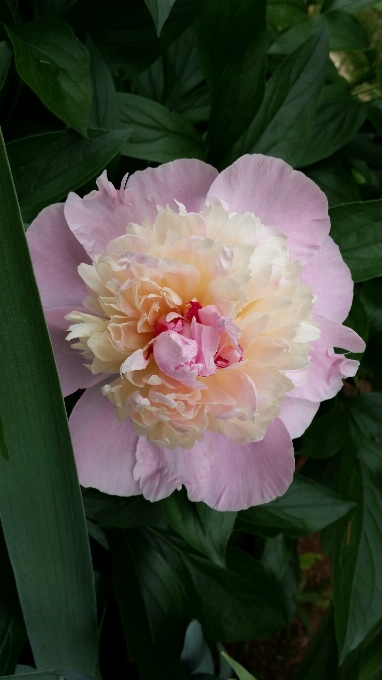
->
[[5, 19, 91, 136], [228, 26, 329, 167], [118, 92, 205, 162], [0, 130, 98, 672], [329, 200, 382, 282], [7, 127, 133, 223], [236, 474, 354, 537]]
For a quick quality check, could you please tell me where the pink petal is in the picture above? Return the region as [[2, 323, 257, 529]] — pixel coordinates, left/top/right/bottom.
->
[[45, 307, 106, 397], [69, 384, 141, 496], [134, 418, 295, 511], [301, 236, 353, 323], [153, 330, 203, 387], [208, 154, 330, 264], [27, 203, 90, 309], [288, 315, 365, 402], [125, 159, 218, 222], [278, 396, 319, 440]]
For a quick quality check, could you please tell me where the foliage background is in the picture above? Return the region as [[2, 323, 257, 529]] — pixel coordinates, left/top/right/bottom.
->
[[2, 0, 382, 678]]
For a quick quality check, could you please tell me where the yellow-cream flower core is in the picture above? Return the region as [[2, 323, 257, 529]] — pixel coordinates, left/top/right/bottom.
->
[[66, 198, 320, 449]]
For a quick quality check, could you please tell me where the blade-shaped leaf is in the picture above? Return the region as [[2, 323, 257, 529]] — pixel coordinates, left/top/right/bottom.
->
[[300, 400, 349, 459], [0, 525, 26, 676], [305, 160, 360, 207], [1, 672, 97, 680], [227, 25, 329, 167], [162, 489, 236, 566], [293, 606, 339, 680], [5, 19, 91, 136], [329, 200, 382, 283], [0, 42, 12, 91], [118, 92, 205, 162], [221, 652, 257, 680], [236, 474, 354, 537], [198, 0, 267, 166], [86, 37, 120, 130], [7, 127, 133, 222], [144, 0, 176, 36], [0, 129, 98, 672]]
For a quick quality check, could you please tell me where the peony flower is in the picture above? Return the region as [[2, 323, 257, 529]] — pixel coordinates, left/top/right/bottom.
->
[[27, 155, 365, 511]]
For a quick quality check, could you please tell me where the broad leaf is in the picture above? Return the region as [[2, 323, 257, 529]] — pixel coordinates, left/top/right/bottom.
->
[[7, 128, 133, 222], [144, 0, 176, 36], [5, 19, 91, 136], [300, 400, 349, 459], [86, 36, 120, 129], [1, 672, 97, 680], [293, 607, 339, 680], [0, 41, 12, 91], [298, 85, 367, 167], [118, 92, 205, 162], [198, 0, 267, 166], [162, 489, 236, 566], [83, 489, 165, 529], [260, 535, 298, 624], [0, 525, 26, 676], [305, 160, 360, 207], [0, 129, 98, 672], [328, 0, 380, 11], [329, 200, 382, 282], [236, 474, 354, 537], [228, 26, 329, 167], [181, 620, 214, 676]]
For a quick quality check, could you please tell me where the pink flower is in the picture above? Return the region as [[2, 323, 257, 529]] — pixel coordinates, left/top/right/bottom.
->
[[27, 155, 365, 511]]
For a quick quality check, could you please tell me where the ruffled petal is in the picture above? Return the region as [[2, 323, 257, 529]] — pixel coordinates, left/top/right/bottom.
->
[[208, 154, 330, 264], [69, 385, 141, 496], [27, 203, 90, 309], [134, 418, 295, 511], [301, 236, 354, 323], [287, 315, 365, 402], [46, 306, 106, 397], [125, 159, 218, 222], [278, 396, 319, 440]]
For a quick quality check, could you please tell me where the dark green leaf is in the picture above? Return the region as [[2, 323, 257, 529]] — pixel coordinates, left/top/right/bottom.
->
[[5, 19, 91, 136], [260, 535, 298, 623], [221, 653, 257, 680], [344, 295, 369, 361], [110, 530, 189, 680], [0, 42, 12, 91], [328, 0, 380, 11], [83, 489, 165, 529], [162, 489, 236, 566], [269, 11, 369, 55], [0, 525, 26, 676], [198, 0, 267, 165], [7, 127, 133, 223], [329, 200, 382, 282], [300, 400, 348, 459], [144, 0, 176, 36], [86, 36, 120, 129], [180, 620, 214, 676], [305, 160, 360, 207], [293, 607, 339, 680], [298, 85, 367, 167], [33, 0, 79, 17], [236, 474, 354, 537], [359, 626, 382, 680], [228, 26, 329, 167], [1, 672, 97, 680], [118, 92, 205, 162], [0, 129, 98, 672], [267, 0, 307, 28]]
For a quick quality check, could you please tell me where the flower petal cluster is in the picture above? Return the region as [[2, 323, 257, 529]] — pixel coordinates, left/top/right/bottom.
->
[[27, 155, 365, 510]]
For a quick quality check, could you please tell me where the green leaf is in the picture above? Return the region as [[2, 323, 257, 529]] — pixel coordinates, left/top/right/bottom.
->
[[344, 295, 369, 361], [7, 127, 133, 223], [221, 652, 257, 680], [144, 0, 176, 36], [267, 0, 307, 28], [300, 400, 349, 459], [1, 672, 97, 680], [180, 620, 214, 676], [305, 160, 360, 207], [161, 489, 236, 566], [260, 535, 298, 624], [269, 11, 369, 55], [293, 606, 339, 680], [83, 489, 165, 529], [109, 530, 189, 680], [0, 129, 98, 672], [236, 474, 354, 537], [118, 92, 205, 162], [330, 430, 382, 661], [359, 626, 382, 680], [298, 85, 367, 167], [0, 525, 26, 676], [329, 200, 382, 283], [198, 0, 267, 166], [86, 36, 120, 129], [228, 26, 329, 167], [328, 0, 380, 11], [0, 42, 12, 91], [5, 19, 91, 136]]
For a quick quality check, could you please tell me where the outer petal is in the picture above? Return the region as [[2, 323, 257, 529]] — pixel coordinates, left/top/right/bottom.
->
[[27, 203, 90, 309], [70, 384, 141, 496], [278, 396, 319, 440], [208, 154, 330, 263], [301, 236, 353, 323], [288, 316, 365, 402], [125, 159, 218, 222], [134, 418, 295, 511], [45, 307, 106, 397]]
